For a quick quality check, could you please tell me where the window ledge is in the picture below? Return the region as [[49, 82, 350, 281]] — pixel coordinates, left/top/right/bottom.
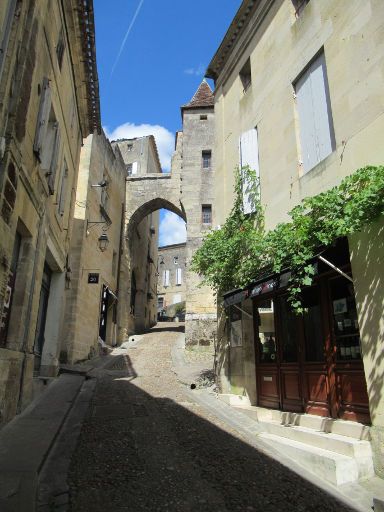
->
[[299, 150, 337, 182]]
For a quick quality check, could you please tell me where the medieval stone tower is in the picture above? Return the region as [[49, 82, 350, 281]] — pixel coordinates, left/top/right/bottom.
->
[[178, 80, 217, 345]]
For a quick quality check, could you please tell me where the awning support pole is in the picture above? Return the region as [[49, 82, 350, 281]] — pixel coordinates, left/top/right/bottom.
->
[[318, 255, 353, 283], [233, 304, 253, 319]]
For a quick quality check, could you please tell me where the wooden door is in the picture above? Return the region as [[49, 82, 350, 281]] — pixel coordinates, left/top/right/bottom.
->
[[253, 298, 280, 409]]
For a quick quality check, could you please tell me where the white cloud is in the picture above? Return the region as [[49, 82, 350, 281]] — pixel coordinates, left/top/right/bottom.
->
[[159, 211, 186, 247], [184, 63, 205, 76], [106, 122, 174, 172]]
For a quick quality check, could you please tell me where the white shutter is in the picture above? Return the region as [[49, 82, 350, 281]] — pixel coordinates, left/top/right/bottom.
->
[[163, 270, 170, 287], [34, 78, 52, 158], [310, 53, 333, 164], [239, 127, 259, 214], [296, 52, 334, 173], [48, 124, 60, 194], [176, 268, 182, 285], [131, 161, 138, 175], [58, 164, 68, 216]]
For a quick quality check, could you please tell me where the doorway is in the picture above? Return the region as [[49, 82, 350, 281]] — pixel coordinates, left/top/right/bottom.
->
[[253, 271, 370, 423], [34, 264, 52, 372]]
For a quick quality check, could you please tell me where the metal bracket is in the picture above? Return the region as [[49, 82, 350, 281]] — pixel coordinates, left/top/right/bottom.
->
[[318, 255, 353, 283]]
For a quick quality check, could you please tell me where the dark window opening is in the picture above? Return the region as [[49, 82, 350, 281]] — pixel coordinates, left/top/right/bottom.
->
[[56, 29, 65, 70], [202, 205, 212, 224], [292, 0, 310, 17], [200, 115, 207, 121], [240, 58, 252, 92], [202, 150, 212, 169]]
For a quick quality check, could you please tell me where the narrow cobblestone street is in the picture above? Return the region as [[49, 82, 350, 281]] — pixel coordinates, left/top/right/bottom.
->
[[68, 325, 353, 512]]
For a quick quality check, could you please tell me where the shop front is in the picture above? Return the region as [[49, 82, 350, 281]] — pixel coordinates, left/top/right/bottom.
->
[[225, 238, 370, 424]]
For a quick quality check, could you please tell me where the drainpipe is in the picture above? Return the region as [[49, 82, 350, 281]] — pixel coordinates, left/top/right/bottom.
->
[[17, 211, 45, 411]]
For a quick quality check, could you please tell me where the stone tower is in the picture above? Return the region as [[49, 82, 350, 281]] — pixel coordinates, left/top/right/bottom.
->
[[180, 80, 217, 345]]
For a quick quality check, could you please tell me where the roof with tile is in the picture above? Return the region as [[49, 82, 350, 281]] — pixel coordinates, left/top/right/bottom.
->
[[181, 80, 214, 110]]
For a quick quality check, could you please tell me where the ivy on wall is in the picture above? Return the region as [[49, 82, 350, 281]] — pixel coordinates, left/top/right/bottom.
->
[[191, 165, 384, 313]]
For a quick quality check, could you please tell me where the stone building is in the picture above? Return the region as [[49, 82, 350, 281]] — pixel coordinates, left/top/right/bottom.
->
[[62, 132, 126, 364], [0, 0, 100, 423], [112, 136, 160, 334], [157, 242, 186, 314], [179, 81, 217, 345], [206, 0, 384, 477]]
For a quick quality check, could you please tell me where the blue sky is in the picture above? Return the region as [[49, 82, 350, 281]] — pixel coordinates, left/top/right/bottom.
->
[[94, 0, 241, 245]]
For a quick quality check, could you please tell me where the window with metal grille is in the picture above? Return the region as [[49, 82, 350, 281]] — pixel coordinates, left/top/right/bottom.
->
[[202, 150, 211, 169], [202, 205, 212, 224]]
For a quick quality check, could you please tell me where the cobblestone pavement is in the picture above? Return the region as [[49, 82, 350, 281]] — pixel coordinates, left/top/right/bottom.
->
[[68, 324, 354, 512]]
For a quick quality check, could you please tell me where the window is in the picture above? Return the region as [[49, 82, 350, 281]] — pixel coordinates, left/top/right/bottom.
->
[[57, 161, 68, 216], [200, 115, 207, 121], [176, 268, 182, 286], [292, 0, 310, 17], [34, 78, 61, 194], [158, 296, 164, 309], [240, 58, 251, 92], [202, 205, 212, 224], [126, 163, 132, 176], [239, 127, 260, 214], [127, 143, 133, 151], [56, 28, 65, 70], [202, 150, 212, 169], [173, 256, 178, 265], [0, 0, 17, 80], [294, 51, 335, 173], [163, 270, 170, 287]]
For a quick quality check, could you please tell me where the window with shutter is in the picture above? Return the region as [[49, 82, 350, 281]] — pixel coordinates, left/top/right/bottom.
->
[[176, 268, 182, 285], [163, 270, 170, 287], [47, 122, 60, 194], [34, 78, 52, 159], [239, 127, 260, 214], [295, 51, 335, 173], [58, 162, 68, 216], [0, 0, 17, 80]]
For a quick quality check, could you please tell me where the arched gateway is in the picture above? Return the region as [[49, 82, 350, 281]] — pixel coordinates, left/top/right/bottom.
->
[[113, 81, 217, 346]]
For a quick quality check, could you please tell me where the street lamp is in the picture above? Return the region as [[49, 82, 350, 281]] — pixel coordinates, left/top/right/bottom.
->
[[98, 233, 109, 252]]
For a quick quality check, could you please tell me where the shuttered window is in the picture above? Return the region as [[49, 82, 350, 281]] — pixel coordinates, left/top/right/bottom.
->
[[163, 270, 170, 287], [239, 127, 260, 214], [0, 0, 17, 80], [295, 51, 335, 173], [34, 78, 52, 159], [58, 162, 68, 216], [176, 268, 182, 285]]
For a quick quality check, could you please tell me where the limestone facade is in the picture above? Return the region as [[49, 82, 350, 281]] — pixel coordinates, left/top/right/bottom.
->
[[112, 137, 160, 335], [0, 0, 100, 423], [206, 0, 384, 475], [157, 243, 186, 311], [62, 132, 126, 363]]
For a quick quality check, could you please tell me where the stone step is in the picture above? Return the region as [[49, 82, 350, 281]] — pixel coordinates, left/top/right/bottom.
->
[[259, 420, 372, 459], [233, 404, 370, 440], [258, 432, 360, 486]]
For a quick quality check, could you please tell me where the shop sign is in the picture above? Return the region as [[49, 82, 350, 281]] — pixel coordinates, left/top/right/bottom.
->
[[223, 289, 249, 308]]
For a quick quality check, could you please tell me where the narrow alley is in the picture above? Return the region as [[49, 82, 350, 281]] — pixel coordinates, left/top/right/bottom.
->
[[65, 324, 353, 512]]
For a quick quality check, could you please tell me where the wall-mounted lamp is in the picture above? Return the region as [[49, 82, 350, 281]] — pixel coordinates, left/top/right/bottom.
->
[[98, 233, 109, 252]]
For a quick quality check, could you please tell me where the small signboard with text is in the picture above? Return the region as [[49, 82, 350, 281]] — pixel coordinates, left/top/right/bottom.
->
[[88, 273, 99, 284]]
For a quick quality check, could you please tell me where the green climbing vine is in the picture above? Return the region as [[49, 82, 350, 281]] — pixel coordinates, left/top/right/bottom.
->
[[191, 165, 384, 313]]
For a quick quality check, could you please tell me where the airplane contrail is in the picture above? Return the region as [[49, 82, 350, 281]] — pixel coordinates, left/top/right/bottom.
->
[[110, 0, 145, 79]]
